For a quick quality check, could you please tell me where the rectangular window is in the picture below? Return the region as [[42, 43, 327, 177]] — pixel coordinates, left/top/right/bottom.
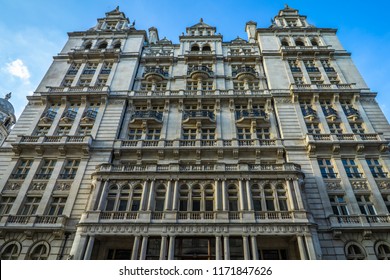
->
[[67, 63, 81, 75], [355, 195, 376, 215], [318, 158, 337, 178], [366, 159, 387, 178], [78, 78, 92, 87], [20, 197, 41, 215], [306, 123, 321, 134], [342, 159, 362, 178], [183, 129, 196, 140], [128, 128, 143, 140], [329, 195, 349, 215], [100, 62, 113, 75], [351, 123, 365, 134], [62, 78, 74, 87], [47, 197, 67, 215], [233, 82, 245, 90], [382, 194, 390, 213], [146, 129, 161, 140], [329, 123, 343, 134], [78, 125, 93, 136], [34, 125, 50, 136], [35, 159, 56, 179], [256, 127, 270, 139], [0, 196, 16, 215], [82, 62, 99, 75], [60, 159, 80, 179], [201, 128, 215, 140], [11, 159, 33, 179], [237, 128, 251, 140]]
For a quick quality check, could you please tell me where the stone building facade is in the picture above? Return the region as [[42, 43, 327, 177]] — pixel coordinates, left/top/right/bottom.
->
[[0, 6, 390, 260]]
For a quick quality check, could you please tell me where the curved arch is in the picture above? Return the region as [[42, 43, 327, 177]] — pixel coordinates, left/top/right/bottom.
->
[[27, 241, 50, 260], [98, 41, 108, 49], [281, 38, 289, 47], [83, 41, 93, 50], [374, 241, 390, 260], [202, 44, 211, 52], [0, 240, 21, 260], [191, 44, 200, 51], [112, 40, 121, 49], [345, 241, 366, 260], [310, 38, 319, 46], [295, 38, 305, 47]]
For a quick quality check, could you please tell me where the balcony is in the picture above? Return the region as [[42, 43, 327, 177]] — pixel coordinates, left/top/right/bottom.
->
[[67, 47, 121, 60], [40, 110, 57, 123], [0, 215, 67, 229], [34, 173, 52, 180], [82, 109, 98, 121], [329, 214, 390, 229], [187, 66, 214, 80], [182, 110, 215, 124], [232, 67, 257, 81], [143, 67, 169, 82], [130, 110, 163, 125], [235, 109, 267, 124]]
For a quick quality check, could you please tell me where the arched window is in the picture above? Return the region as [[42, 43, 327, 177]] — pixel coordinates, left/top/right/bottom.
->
[[345, 242, 366, 260], [204, 185, 214, 211], [202, 45, 211, 52], [375, 242, 390, 260], [311, 38, 319, 46], [98, 41, 108, 49], [113, 41, 121, 49], [251, 184, 262, 211], [154, 185, 166, 211], [192, 185, 202, 211], [191, 45, 200, 52], [295, 39, 305, 47], [105, 185, 141, 212], [264, 185, 275, 211], [28, 242, 50, 260], [84, 41, 92, 50], [276, 184, 288, 211], [228, 185, 238, 211], [281, 39, 289, 47], [0, 241, 21, 260], [179, 185, 189, 211]]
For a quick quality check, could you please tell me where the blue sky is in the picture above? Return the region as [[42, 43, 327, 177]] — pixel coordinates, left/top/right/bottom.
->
[[0, 0, 389, 121]]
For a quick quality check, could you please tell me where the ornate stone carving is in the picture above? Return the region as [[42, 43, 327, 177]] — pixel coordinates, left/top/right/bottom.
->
[[326, 181, 342, 190], [351, 180, 368, 190], [379, 180, 390, 190], [4, 182, 21, 191], [30, 182, 47, 191], [274, 97, 292, 104], [359, 98, 377, 104], [55, 183, 71, 191]]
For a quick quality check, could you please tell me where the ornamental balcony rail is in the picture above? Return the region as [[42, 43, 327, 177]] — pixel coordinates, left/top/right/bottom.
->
[[235, 109, 267, 121], [324, 67, 335, 72], [18, 135, 92, 144], [306, 133, 386, 143], [290, 83, 355, 91], [83, 109, 98, 120], [321, 172, 338, 179], [114, 89, 271, 97], [329, 214, 390, 228], [58, 173, 76, 180], [305, 67, 320, 73], [119, 138, 278, 149], [130, 110, 163, 123], [143, 67, 169, 81], [187, 65, 214, 79], [86, 210, 308, 224], [95, 162, 301, 174], [371, 172, 388, 178], [61, 109, 77, 120], [290, 67, 301, 72], [67, 47, 121, 60], [34, 173, 52, 180], [9, 173, 28, 179], [182, 110, 215, 122], [0, 215, 67, 228], [46, 85, 110, 93], [232, 67, 258, 80]]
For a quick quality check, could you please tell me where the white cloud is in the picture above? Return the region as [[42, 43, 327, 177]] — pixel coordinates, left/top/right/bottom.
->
[[6, 59, 30, 80]]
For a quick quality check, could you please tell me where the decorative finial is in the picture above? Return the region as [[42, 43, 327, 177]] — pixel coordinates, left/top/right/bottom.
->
[[116, 6, 120, 11], [5, 92, 11, 100], [284, 4, 289, 9], [200, 18, 203, 23]]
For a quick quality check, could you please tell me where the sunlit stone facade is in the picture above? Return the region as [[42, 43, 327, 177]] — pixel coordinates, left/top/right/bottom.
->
[[1, 6, 390, 260]]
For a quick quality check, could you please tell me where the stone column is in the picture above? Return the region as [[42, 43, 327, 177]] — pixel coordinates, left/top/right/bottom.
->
[[70, 233, 88, 260], [250, 236, 259, 260], [238, 179, 246, 211], [215, 236, 222, 260], [164, 180, 173, 210], [131, 236, 141, 260], [246, 180, 253, 211], [140, 180, 149, 211], [223, 236, 230, 260], [215, 179, 221, 210], [83, 236, 95, 260], [139, 236, 148, 260], [172, 180, 180, 211], [222, 180, 228, 211], [160, 236, 168, 260], [147, 180, 156, 211], [243, 236, 250, 260], [168, 236, 175, 260], [297, 235, 308, 260], [304, 235, 318, 260]]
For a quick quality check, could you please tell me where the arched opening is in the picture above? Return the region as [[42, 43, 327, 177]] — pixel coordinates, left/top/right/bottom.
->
[[295, 39, 305, 47], [84, 41, 92, 50], [28, 242, 50, 260], [0, 242, 21, 260], [191, 45, 200, 52], [98, 41, 108, 49], [202, 45, 211, 52], [281, 39, 289, 47]]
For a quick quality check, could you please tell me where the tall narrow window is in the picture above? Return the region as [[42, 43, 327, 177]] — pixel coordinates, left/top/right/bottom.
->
[[11, 159, 33, 179], [0, 243, 20, 260], [28, 243, 49, 260], [306, 123, 321, 134], [264, 185, 275, 211], [60, 159, 80, 179], [228, 185, 239, 211], [154, 185, 166, 211], [329, 123, 343, 134], [36, 159, 57, 179], [128, 128, 143, 140], [251, 184, 262, 211], [342, 159, 362, 178], [0, 196, 16, 215], [237, 128, 251, 139], [276, 185, 288, 211], [20, 197, 41, 215], [47, 197, 67, 215], [329, 195, 349, 215], [318, 158, 337, 178], [366, 158, 387, 178], [146, 129, 161, 140], [131, 186, 142, 211], [179, 185, 189, 211], [204, 185, 214, 211], [355, 195, 376, 215], [192, 185, 201, 211], [183, 128, 197, 140], [201, 128, 215, 140]]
